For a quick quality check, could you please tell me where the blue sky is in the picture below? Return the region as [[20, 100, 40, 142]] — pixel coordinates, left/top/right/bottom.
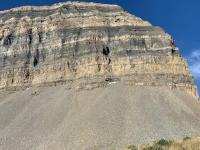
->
[[0, 0, 200, 94]]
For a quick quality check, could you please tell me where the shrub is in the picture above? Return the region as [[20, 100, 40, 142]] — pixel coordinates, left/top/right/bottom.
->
[[142, 139, 173, 150], [155, 139, 173, 146], [183, 136, 191, 141], [127, 144, 137, 150], [9, 10, 16, 14]]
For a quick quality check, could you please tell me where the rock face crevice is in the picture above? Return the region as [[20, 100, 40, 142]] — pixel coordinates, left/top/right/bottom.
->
[[0, 2, 198, 99]]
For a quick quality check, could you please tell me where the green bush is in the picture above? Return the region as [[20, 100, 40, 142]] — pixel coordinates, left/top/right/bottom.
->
[[155, 139, 173, 146], [183, 136, 191, 141], [142, 139, 173, 150], [9, 10, 16, 14], [127, 144, 137, 150]]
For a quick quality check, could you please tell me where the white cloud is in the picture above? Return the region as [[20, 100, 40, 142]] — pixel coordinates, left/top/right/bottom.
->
[[187, 49, 200, 79]]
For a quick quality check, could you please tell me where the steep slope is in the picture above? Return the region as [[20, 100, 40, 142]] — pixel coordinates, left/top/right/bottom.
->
[[0, 2, 199, 150], [0, 85, 200, 150]]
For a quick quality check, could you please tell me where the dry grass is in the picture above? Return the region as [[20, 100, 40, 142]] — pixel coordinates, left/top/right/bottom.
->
[[125, 137, 200, 150]]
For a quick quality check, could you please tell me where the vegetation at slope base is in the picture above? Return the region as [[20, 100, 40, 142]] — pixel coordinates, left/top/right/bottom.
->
[[123, 137, 200, 150]]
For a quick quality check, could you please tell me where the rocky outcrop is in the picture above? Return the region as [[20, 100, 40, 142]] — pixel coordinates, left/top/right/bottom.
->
[[1, 2, 200, 150], [0, 2, 198, 99]]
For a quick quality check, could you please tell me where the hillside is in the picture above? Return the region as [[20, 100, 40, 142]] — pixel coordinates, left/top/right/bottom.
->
[[0, 2, 199, 150]]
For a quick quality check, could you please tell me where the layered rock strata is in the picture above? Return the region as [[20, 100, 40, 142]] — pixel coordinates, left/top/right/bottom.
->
[[0, 2, 198, 98]]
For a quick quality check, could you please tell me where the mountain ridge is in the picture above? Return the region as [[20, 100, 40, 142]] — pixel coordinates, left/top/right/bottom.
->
[[0, 2, 199, 150], [0, 1, 198, 99]]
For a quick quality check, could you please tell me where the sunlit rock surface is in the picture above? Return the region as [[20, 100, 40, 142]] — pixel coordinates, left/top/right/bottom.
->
[[0, 2, 199, 150]]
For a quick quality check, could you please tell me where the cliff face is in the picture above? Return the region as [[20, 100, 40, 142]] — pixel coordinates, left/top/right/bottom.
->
[[1, 2, 200, 150], [0, 2, 198, 99]]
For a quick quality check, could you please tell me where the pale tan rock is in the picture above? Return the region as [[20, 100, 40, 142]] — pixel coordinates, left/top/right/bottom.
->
[[0, 1, 198, 100]]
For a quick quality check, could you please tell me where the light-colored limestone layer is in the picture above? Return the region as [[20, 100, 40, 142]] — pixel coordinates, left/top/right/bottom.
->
[[0, 2, 198, 99]]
